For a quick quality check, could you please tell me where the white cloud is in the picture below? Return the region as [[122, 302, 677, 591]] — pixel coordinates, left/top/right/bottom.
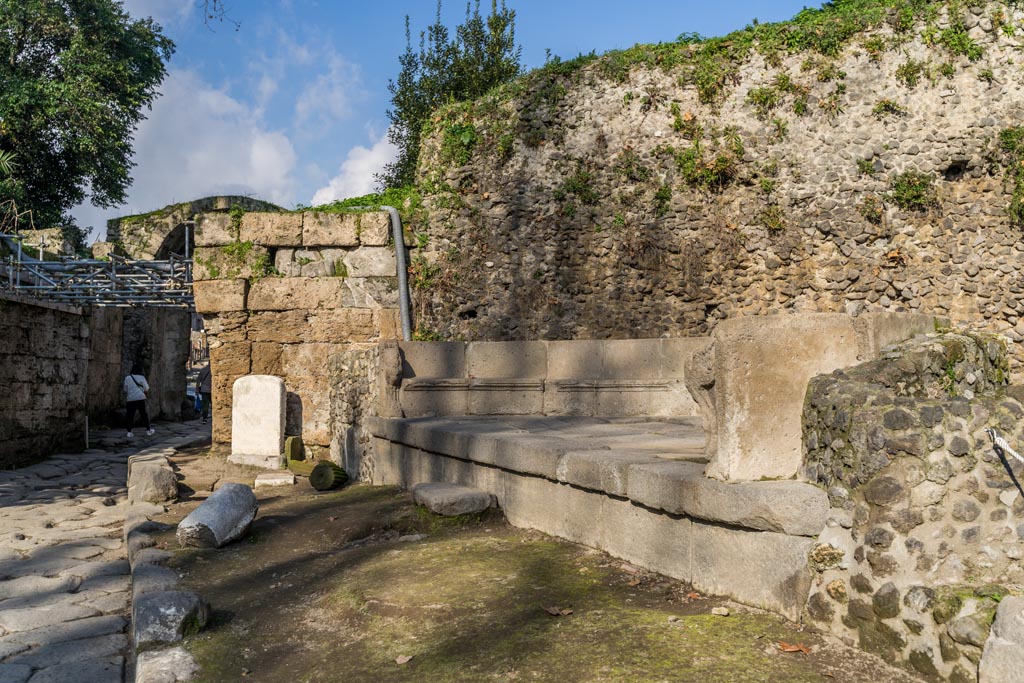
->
[[310, 133, 397, 206], [293, 55, 363, 137], [121, 0, 195, 27], [71, 68, 299, 238]]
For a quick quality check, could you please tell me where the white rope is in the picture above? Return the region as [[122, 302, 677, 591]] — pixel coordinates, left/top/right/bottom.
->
[[986, 428, 1024, 466]]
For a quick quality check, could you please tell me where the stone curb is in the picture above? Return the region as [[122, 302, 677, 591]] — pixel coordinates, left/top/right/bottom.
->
[[123, 433, 210, 683]]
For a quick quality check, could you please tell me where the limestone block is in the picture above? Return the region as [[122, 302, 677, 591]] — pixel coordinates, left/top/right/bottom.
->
[[239, 212, 302, 246], [255, 472, 296, 488], [690, 521, 814, 621], [980, 596, 1024, 683], [342, 247, 397, 278], [467, 341, 547, 378], [176, 482, 259, 547], [305, 308, 376, 342], [302, 211, 359, 247], [468, 379, 544, 414], [246, 311, 307, 344], [135, 647, 199, 683], [399, 341, 466, 378], [625, 461, 830, 536], [194, 213, 235, 247], [691, 313, 938, 482], [411, 482, 493, 515], [229, 375, 286, 468], [250, 342, 284, 375], [357, 211, 392, 246], [400, 380, 470, 417], [546, 340, 604, 379], [192, 280, 247, 314], [90, 241, 122, 259], [209, 341, 251, 376], [128, 464, 178, 505], [132, 591, 209, 649], [378, 308, 401, 340], [345, 277, 399, 309], [247, 278, 354, 311], [192, 245, 270, 281]]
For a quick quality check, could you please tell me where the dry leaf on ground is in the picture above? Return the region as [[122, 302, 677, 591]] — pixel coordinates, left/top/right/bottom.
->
[[777, 642, 811, 654]]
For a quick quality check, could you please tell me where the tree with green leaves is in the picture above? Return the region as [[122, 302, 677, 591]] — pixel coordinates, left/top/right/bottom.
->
[[380, 0, 522, 189], [0, 0, 174, 230]]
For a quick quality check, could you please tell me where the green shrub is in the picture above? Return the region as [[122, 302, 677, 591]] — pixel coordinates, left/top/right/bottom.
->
[[747, 86, 781, 120], [895, 58, 926, 87], [872, 99, 906, 118]]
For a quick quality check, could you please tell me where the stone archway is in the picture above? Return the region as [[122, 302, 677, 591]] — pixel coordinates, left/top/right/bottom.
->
[[106, 195, 282, 260]]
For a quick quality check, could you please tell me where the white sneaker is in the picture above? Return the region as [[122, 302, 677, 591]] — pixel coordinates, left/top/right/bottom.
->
[[146, 428, 155, 436], [126, 432, 134, 438]]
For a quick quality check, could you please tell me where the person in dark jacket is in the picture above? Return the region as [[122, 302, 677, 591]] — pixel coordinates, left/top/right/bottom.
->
[[195, 364, 212, 424]]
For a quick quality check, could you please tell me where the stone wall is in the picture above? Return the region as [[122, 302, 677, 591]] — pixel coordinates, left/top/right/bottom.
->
[[802, 330, 1022, 681], [86, 306, 126, 422], [409, 0, 1024, 380], [122, 308, 192, 421], [193, 209, 404, 456], [0, 295, 123, 466]]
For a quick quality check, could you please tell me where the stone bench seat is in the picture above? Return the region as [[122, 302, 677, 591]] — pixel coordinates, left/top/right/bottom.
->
[[367, 415, 827, 537]]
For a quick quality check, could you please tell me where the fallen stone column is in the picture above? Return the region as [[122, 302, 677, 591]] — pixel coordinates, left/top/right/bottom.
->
[[176, 482, 259, 548]]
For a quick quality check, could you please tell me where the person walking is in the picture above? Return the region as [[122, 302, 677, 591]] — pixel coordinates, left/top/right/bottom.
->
[[195, 363, 212, 424], [124, 363, 154, 438]]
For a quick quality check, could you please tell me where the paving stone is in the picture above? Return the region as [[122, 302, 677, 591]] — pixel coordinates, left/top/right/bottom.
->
[[0, 664, 31, 683], [6, 634, 127, 670], [0, 603, 100, 633], [254, 472, 296, 488], [0, 615, 127, 648], [24, 656, 123, 683], [0, 558, 82, 581], [77, 575, 129, 594], [79, 591, 129, 614], [0, 576, 80, 601], [0, 641, 30, 660], [60, 560, 129, 580]]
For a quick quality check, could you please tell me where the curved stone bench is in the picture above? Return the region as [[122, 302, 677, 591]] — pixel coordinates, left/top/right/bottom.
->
[[368, 415, 828, 619]]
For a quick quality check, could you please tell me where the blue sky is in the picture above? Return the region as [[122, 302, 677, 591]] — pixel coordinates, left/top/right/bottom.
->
[[73, 0, 818, 240]]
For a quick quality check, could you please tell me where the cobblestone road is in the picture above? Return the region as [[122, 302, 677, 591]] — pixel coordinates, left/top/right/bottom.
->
[[0, 423, 206, 683]]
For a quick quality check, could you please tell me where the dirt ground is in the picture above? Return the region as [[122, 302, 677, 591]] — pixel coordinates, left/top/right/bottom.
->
[[151, 448, 924, 683]]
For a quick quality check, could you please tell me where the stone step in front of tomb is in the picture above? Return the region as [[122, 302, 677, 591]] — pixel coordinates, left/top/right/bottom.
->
[[367, 415, 829, 620]]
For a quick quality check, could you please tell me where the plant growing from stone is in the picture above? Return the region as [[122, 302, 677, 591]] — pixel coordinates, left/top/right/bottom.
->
[[889, 169, 938, 211]]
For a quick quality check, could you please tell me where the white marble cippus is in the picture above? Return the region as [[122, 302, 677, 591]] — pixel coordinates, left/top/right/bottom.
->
[[229, 375, 286, 469]]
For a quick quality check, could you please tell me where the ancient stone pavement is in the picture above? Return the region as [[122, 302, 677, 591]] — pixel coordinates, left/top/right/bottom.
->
[[0, 422, 207, 683]]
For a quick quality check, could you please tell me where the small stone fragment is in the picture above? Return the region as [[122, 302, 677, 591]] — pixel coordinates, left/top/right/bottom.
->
[[711, 607, 730, 616]]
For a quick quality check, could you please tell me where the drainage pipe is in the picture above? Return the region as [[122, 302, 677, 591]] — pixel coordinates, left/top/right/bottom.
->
[[347, 205, 412, 341]]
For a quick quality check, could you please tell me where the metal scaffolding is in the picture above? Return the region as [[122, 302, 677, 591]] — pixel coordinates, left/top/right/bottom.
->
[[1, 235, 194, 309]]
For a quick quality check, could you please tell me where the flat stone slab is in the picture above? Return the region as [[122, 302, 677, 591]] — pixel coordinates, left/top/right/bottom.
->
[[412, 483, 494, 516], [254, 472, 296, 489], [230, 375, 286, 469], [370, 416, 828, 536], [23, 656, 123, 683]]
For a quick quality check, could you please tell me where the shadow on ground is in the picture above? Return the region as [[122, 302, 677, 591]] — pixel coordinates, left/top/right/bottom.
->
[[152, 453, 923, 683]]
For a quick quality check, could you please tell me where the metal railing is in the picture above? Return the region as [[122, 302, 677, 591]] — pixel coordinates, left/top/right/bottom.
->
[[1, 235, 194, 308]]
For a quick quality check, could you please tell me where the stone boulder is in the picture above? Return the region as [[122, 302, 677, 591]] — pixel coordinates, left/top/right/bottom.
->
[[128, 464, 178, 505], [133, 591, 209, 650], [412, 482, 494, 516], [980, 596, 1024, 683], [176, 483, 258, 548]]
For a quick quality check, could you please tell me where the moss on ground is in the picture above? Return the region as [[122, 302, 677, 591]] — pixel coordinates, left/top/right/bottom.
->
[[154, 476, 920, 683]]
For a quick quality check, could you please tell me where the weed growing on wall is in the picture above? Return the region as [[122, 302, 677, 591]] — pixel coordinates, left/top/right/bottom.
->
[[994, 126, 1024, 227], [872, 99, 906, 118], [888, 170, 938, 211]]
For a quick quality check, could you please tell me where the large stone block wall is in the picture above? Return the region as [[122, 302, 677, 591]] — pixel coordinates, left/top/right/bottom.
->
[[86, 306, 126, 422], [410, 1, 1024, 380], [802, 331, 1022, 682], [193, 210, 404, 455], [0, 295, 123, 466]]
